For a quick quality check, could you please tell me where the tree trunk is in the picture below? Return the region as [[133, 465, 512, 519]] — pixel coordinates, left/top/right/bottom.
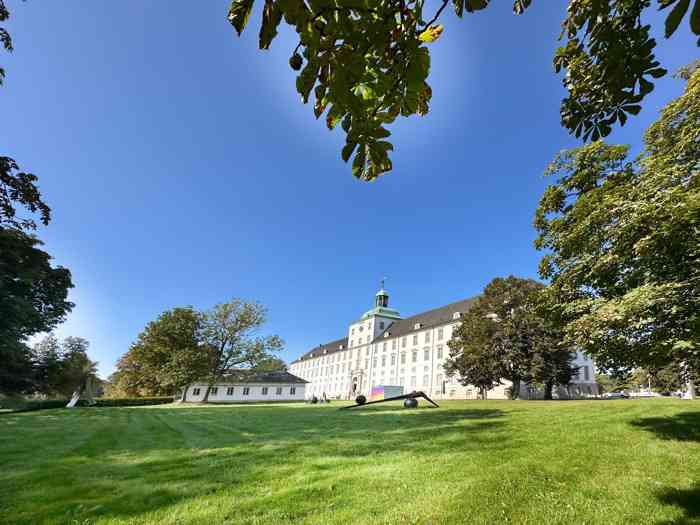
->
[[544, 381, 553, 400], [180, 385, 188, 403], [202, 384, 212, 403], [511, 378, 521, 400], [682, 361, 696, 400], [480, 387, 487, 400]]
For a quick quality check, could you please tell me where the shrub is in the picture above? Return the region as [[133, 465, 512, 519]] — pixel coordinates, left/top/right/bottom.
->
[[92, 397, 173, 407], [1, 399, 69, 412]]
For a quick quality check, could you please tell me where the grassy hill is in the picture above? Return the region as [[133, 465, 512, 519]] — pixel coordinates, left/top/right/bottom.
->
[[0, 399, 698, 524]]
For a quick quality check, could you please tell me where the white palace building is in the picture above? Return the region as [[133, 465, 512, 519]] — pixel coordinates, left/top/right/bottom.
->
[[289, 284, 598, 400]]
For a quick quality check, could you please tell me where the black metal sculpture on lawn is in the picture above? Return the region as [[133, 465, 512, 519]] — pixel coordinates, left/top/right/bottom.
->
[[340, 390, 439, 410]]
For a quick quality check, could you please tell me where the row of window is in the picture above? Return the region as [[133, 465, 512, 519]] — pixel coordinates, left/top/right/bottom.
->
[[307, 365, 593, 394], [307, 373, 459, 395], [296, 331, 454, 370], [298, 345, 447, 379], [191, 386, 297, 396], [349, 326, 448, 349]]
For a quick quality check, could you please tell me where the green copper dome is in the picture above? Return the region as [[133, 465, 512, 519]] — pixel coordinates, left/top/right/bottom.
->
[[360, 306, 402, 321], [361, 281, 401, 320]]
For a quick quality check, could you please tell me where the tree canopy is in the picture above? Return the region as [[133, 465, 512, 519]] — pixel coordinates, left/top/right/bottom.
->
[[1, 3, 51, 230], [534, 68, 699, 381], [0, 333, 97, 397], [228, 0, 700, 180], [0, 228, 73, 395], [111, 300, 284, 400], [111, 307, 208, 397], [33, 335, 98, 397], [445, 276, 577, 399], [199, 300, 284, 401]]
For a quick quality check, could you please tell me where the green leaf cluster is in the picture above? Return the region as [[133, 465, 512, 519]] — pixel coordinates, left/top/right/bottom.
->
[[227, 0, 434, 180], [227, 0, 699, 179]]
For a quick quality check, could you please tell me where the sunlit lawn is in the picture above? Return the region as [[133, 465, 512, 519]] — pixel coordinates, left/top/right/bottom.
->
[[0, 399, 699, 524]]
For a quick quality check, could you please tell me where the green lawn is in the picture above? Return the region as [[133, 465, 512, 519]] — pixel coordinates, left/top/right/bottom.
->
[[1, 400, 699, 525]]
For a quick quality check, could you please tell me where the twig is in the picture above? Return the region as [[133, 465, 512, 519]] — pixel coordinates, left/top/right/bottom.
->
[[421, 0, 449, 31]]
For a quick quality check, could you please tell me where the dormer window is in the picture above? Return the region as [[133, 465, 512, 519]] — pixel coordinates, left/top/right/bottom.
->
[[414, 323, 422, 330], [383, 332, 390, 338], [323, 349, 328, 354], [453, 312, 461, 319], [339, 344, 344, 350]]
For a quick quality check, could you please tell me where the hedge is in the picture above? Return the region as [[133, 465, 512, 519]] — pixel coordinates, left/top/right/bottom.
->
[[92, 397, 173, 407], [0, 397, 174, 413]]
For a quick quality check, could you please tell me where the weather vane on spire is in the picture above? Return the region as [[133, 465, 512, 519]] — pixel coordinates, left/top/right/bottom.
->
[[380, 277, 386, 290]]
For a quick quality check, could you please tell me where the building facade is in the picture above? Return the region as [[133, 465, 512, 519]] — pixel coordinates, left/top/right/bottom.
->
[[184, 371, 307, 403], [289, 286, 598, 400]]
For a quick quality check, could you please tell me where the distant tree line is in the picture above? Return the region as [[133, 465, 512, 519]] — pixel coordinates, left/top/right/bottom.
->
[[597, 365, 687, 395], [109, 300, 284, 401], [0, 334, 99, 399]]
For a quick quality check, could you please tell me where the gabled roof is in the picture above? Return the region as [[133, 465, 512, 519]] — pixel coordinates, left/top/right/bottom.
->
[[371, 297, 477, 342], [291, 297, 479, 364], [293, 337, 349, 363], [215, 371, 309, 384]]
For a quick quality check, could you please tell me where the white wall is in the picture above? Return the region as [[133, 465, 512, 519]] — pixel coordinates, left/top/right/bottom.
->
[[185, 383, 305, 403], [289, 318, 601, 401]]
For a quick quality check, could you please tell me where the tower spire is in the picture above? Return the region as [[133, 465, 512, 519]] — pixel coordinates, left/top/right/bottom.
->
[[375, 278, 389, 308]]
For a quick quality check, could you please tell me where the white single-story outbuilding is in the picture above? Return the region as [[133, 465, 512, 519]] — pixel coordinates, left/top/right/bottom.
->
[[183, 371, 308, 403]]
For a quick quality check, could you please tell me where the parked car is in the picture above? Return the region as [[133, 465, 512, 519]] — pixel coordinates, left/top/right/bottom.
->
[[632, 390, 658, 398], [602, 391, 630, 399]]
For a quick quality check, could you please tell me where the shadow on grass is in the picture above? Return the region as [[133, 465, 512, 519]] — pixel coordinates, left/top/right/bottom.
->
[[656, 484, 700, 525], [0, 405, 508, 524], [631, 412, 700, 442]]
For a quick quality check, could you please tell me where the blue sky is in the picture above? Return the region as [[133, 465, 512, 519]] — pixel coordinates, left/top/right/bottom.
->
[[1, 2, 695, 377]]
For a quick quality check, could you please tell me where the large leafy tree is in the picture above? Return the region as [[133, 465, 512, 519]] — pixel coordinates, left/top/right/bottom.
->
[[534, 69, 699, 394], [446, 276, 577, 399], [112, 302, 284, 401], [113, 307, 209, 397], [493, 278, 577, 399], [32, 334, 65, 395], [0, 229, 73, 340], [56, 336, 98, 398], [32, 335, 98, 397], [0, 229, 73, 395], [228, 0, 699, 179], [445, 303, 502, 399], [477, 276, 547, 398], [0, 340, 34, 395], [199, 300, 284, 402]]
